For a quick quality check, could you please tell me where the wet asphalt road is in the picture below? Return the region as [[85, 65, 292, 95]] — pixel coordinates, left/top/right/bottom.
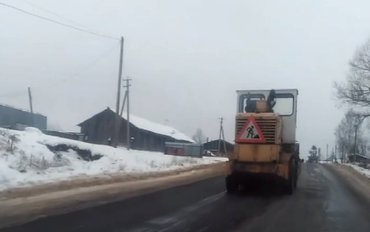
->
[[1, 163, 370, 232]]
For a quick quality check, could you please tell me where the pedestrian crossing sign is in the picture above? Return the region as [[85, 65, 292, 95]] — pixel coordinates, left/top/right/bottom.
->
[[236, 117, 266, 143]]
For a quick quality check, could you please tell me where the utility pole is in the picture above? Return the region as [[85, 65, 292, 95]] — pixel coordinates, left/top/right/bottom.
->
[[28, 87, 34, 127], [114, 36, 124, 147], [119, 90, 128, 117], [28, 87, 33, 113], [217, 117, 227, 156], [123, 77, 132, 150]]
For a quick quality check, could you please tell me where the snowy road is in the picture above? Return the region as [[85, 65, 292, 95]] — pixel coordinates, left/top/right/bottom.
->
[[1, 163, 370, 232]]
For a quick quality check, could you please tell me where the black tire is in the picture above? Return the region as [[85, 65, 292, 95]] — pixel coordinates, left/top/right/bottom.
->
[[285, 159, 296, 195], [293, 160, 298, 188], [226, 174, 238, 193]]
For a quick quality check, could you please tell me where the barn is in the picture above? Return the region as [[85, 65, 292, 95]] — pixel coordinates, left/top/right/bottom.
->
[[348, 154, 370, 163], [78, 108, 194, 152], [0, 104, 47, 130]]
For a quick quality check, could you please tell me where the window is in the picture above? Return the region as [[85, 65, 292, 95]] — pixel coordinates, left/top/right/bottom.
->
[[238, 93, 294, 115], [239, 94, 265, 113], [272, 94, 294, 116]]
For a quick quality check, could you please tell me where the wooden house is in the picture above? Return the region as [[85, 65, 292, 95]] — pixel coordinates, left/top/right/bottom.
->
[[78, 108, 193, 152]]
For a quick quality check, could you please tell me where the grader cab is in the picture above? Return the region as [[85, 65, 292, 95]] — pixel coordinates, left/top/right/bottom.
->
[[226, 89, 299, 194]]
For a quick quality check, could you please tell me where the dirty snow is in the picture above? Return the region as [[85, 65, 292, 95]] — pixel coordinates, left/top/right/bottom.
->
[[0, 128, 226, 191], [345, 163, 370, 179]]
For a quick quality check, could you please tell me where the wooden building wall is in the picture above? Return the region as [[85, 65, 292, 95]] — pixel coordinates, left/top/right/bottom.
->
[[0, 105, 47, 130]]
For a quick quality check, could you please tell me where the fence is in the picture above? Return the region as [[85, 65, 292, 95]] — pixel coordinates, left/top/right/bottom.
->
[[164, 142, 202, 157]]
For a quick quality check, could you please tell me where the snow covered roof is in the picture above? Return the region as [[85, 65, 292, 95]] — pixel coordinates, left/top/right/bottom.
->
[[126, 113, 194, 143], [79, 108, 194, 143]]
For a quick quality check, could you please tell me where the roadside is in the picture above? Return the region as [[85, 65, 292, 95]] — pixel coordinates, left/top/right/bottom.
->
[[2, 163, 370, 232], [0, 127, 225, 192], [343, 163, 370, 178], [0, 162, 227, 229], [0, 125, 228, 229], [0, 161, 225, 200], [324, 163, 370, 206]]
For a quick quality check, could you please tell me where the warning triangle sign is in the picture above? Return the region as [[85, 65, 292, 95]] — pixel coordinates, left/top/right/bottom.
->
[[236, 117, 266, 143]]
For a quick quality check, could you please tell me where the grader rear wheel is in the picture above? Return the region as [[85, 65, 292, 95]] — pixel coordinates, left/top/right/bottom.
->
[[285, 159, 296, 195], [226, 174, 239, 194]]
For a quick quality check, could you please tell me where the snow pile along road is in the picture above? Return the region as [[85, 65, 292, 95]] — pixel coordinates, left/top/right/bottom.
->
[[0, 128, 226, 191], [345, 163, 370, 179]]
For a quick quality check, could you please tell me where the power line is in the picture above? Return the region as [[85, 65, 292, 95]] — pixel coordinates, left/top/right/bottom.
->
[[0, 2, 119, 40], [60, 40, 120, 82], [0, 40, 120, 98], [20, 0, 90, 29], [34, 41, 120, 89], [0, 90, 26, 98]]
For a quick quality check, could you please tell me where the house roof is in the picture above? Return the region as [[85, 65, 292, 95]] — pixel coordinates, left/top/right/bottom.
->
[[0, 104, 46, 117], [78, 108, 194, 143], [348, 154, 370, 160]]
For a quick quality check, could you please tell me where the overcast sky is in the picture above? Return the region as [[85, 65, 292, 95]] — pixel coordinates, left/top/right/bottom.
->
[[1, 0, 370, 157]]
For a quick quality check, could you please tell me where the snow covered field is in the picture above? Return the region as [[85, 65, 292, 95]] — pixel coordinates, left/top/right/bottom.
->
[[0, 128, 226, 191]]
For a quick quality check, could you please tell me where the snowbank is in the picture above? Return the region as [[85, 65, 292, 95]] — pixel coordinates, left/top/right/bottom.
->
[[344, 163, 370, 179], [0, 128, 226, 191]]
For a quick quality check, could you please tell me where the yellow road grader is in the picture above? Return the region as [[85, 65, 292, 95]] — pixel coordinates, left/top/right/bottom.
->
[[226, 89, 300, 194]]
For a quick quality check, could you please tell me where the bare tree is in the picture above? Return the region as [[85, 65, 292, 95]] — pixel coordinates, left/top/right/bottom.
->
[[334, 39, 370, 162], [335, 39, 370, 107], [335, 110, 368, 162], [335, 112, 355, 162], [192, 128, 206, 145]]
